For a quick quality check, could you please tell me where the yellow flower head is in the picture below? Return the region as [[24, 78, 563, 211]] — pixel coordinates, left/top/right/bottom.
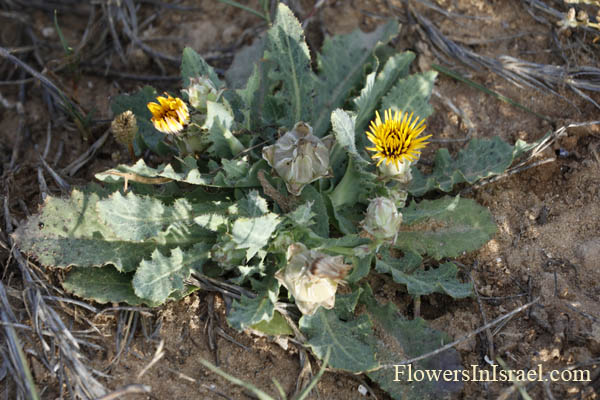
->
[[147, 93, 190, 134], [365, 109, 431, 168]]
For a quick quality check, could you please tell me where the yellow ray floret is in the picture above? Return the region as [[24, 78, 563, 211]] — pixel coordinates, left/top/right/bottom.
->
[[365, 109, 431, 168], [147, 93, 190, 134]]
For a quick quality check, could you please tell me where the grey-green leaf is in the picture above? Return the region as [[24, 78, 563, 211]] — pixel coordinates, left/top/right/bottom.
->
[[231, 213, 280, 260], [331, 109, 365, 161], [181, 47, 222, 89], [228, 295, 275, 331], [97, 192, 212, 245], [312, 21, 399, 136], [395, 196, 497, 259], [353, 51, 415, 135], [264, 3, 314, 127], [300, 307, 378, 373], [95, 157, 214, 186], [238, 190, 269, 217], [228, 278, 278, 331], [63, 266, 155, 306], [408, 137, 516, 196], [376, 253, 472, 298], [132, 244, 210, 304], [362, 287, 464, 399], [382, 70, 437, 119], [12, 189, 156, 272]]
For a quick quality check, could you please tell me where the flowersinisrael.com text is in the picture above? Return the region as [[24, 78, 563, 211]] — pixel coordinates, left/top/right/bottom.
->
[[394, 364, 591, 383]]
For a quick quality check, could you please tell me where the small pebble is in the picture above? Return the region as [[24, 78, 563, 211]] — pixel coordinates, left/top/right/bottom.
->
[[358, 384, 368, 396]]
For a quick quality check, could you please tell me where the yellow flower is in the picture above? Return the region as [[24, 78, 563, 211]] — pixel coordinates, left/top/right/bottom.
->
[[365, 109, 431, 168], [147, 93, 190, 134]]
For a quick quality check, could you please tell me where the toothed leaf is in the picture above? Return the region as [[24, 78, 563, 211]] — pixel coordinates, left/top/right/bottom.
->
[[395, 196, 497, 259], [362, 287, 464, 399], [312, 21, 399, 136], [132, 244, 210, 304], [63, 266, 158, 306], [382, 70, 437, 119], [264, 3, 314, 127], [181, 47, 222, 89], [300, 306, 378, 373]]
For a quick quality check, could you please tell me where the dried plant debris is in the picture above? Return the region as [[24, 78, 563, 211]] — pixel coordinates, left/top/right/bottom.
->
[[409, 2, 600, 111]]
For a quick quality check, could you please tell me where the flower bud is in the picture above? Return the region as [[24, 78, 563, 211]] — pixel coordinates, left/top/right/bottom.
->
[[182, 76, 218, 111], [378, 159, 413, 183], [275, 243, 352, 315], [262, 122, 334, 196], [362, 197, 403, 241], [111, 110, 138, 145]]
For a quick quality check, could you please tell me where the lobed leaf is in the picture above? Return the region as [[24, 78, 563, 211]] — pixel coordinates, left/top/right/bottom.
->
[[250, 311, 293, 336], [408, 137, 516, 196], [300, 307, 378, 373], [232, 213, 280, 260], [212, 158, 265, 188], [132, 244, 210, 304], [12, 189, 157, 272], [229, 277, 278, 329], [238, 190, 269, 217], [228, 279, 279, 331], [97, 192, 216, 245], [96, 157, 214, 186], [376, 252, 472, 298]]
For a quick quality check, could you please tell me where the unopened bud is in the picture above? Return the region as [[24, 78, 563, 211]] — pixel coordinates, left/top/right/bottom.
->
[[378, 159, 413, 183], [262, 122, 334, 196], [182, 76, 218, 111], [362, 197, 403, 241], [111, 110, 138, 145], [275, 243, 352, 315]]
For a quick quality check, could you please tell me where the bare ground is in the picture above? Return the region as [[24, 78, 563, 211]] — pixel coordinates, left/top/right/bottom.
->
[[1, 0, 599, 399]]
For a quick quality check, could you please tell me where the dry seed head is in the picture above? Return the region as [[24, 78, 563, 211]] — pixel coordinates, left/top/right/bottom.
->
[[275, 243, 352, 315], [111, 110, 138, 145], [262, 122, 333, 196]]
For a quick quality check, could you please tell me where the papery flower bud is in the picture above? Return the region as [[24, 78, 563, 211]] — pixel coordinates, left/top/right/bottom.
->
[[362, 197, 403, 241], [275, 243, 352, 315], [183, 76, 218, 111], [262, 122, 334, 196], [111, 110, 138, 145]]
